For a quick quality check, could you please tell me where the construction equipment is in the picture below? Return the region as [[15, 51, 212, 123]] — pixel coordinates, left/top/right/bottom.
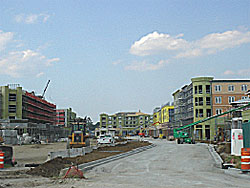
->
[[42, 80, 50, 99], [0, 146, 14, 166], [67, 117, 90, 149], [174, 103, 250, 144]]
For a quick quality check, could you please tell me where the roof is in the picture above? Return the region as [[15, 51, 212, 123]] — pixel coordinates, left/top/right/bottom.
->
[[212, 79, 250, 83], [230, 98, 250, 105]]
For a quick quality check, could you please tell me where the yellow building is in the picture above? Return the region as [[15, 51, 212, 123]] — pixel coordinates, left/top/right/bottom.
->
[[161, 105, 174, 124], [153, 107, 161, 126]]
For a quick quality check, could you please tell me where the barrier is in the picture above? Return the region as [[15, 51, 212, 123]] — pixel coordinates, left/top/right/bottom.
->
[[0, 151, 4, 169], [241, 148, 250, 172]]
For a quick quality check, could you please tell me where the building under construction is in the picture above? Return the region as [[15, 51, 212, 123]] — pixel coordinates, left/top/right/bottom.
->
[[0, 84, 68, 143]]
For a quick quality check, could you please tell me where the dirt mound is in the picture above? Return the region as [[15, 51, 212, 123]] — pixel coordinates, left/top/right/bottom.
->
[[27, 141, 150, 177]]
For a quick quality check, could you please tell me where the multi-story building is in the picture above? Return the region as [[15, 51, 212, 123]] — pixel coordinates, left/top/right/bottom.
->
[[160, 103, 174, 124], [0, 84, 56, 124], [153, 103, 174, 125], [211, 80, 250, 115], [56, 108, 76, 127], [191, 77, 213, 140], [172, 83, 194, 128], [172, 77, 250, 141], [153, 107, 161, 125], [0, 84, 64, 141], [99, 111, 153, 136]]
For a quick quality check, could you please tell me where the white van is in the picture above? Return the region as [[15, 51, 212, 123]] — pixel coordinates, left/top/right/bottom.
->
[[97, 135, 115, 144]]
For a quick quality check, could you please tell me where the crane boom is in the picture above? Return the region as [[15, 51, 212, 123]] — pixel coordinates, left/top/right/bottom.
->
[[174, 102, 250, 134], [42, 80, 50, 98]]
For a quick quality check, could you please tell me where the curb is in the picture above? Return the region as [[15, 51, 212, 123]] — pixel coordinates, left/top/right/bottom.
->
[[208, 144, 223, 168], [207, 144, 250, 179], [59, 143, 156, 176]]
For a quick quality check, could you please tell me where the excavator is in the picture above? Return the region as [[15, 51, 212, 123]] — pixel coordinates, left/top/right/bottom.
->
[[67, 117, 90, 149]]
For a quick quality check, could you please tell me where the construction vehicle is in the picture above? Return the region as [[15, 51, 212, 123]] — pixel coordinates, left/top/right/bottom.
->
[[67, 117, 90, 149], [174, 103, 250, 144]]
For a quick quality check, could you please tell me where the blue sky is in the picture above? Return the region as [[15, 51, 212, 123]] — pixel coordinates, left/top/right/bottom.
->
[[0, 0, 249, 122]]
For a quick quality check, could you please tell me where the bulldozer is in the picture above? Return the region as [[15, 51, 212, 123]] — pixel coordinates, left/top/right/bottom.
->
[[67, 117, 90, 149]]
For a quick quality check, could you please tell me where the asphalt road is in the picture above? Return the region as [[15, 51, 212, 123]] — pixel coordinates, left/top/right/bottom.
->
[[76, 139, 250, 188]]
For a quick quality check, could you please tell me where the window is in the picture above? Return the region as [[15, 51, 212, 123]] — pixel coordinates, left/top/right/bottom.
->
[[206, 97, 211, 105], [215, 96, 222, 104], [199, 109, 203, 117], [242, 96, 248, 100], [206, 85, 211, 94], [228, 96, 235, 104], [241, 85, 248, 91], [8, 105, 16, 113], [199, 97, 203, 106], [207, 109, 211, 117], [198, 85, 203, 94], [228, 85, 235, 92], [9, 93, 16, 101], [195, 97, 198, 106], [194, 86, 198, 94], [215, 85, 221, 92], [216, 108, 222, 115]]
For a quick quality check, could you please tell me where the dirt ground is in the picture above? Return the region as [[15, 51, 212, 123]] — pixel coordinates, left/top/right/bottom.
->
[[13, 142, 67, 165], [27, 141, 150, 177], [0, 140, 150, 188], [215, 142, 241, 168]]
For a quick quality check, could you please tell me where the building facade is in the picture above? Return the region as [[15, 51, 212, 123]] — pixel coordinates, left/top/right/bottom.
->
[[172, 83, 194, 129], [191, 77, 213, 140], [0, 84, 56, 124], [99, 111, 153, 136], [56, 108, 76, 127], [211, 80, 250, 115], [0, 84, 66, 142], [171, 77, 250, 141]]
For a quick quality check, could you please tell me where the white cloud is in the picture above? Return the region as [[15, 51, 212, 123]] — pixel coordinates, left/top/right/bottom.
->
[[15, 13, 50, 24], [112, 60, 122, 66], [224, 70, 235, 75], [130, 30, 250, 58], [223, 69, 250, 76], [0, 30, 14, 51], [130, 31, 188, 56], [125, 60, 168, 71], [0, 49, 59, 78]]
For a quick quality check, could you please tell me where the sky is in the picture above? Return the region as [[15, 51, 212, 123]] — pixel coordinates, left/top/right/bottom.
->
[[0, 0, 250, 122]]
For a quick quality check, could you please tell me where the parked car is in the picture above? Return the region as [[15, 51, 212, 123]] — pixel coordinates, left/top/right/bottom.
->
[[97, 135, 115, 144]]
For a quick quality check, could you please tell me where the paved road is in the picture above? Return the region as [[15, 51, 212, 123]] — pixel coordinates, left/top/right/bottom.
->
[[2, 139, 250, 188], [74, 139, 250, 188]]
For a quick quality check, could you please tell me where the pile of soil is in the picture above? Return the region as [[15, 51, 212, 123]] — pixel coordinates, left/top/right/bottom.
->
[[215, 143, 241, 168], [27, 141, 150, 177]]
